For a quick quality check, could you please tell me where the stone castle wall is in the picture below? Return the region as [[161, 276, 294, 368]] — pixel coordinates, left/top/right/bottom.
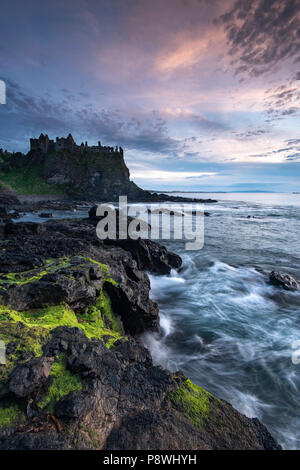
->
[[30, 133, 123, 156]]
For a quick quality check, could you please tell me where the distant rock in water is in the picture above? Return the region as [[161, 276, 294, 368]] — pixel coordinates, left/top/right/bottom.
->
[[38, 212, 53, 218], [269, 271, 300, 291]]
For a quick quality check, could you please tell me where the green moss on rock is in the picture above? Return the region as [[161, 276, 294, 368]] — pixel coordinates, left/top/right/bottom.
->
[[0, 255, 124, 392], [38, 354, 82, 413], [80, 289, 123, 347], [0, 320, 48, 391], [0, 297, 123, 347], [168, 379, 212, 428], [0, 257, 71, 287], [0, 403, 25, 429]]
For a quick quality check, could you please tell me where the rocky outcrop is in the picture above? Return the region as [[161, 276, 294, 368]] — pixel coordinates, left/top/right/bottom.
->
[[0, 327, 280, 450], [0, 182, 20, 206], [0, 215, 280, 450], [9, 357, 54, 398], [0, 147, 217, 203], [0, 213, 182, 335], [269, 271, 300, 291], [88, 206, 182, 274], [0, 183, 21, 235]]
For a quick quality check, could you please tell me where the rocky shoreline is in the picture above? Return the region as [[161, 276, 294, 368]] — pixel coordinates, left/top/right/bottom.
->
[[0, 201, 282, 450]]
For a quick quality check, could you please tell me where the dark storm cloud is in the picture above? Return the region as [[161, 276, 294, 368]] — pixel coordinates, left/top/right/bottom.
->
[[77, 108, 181, 154], [0, 79, 180, 155], [218, 0, 300, 77]]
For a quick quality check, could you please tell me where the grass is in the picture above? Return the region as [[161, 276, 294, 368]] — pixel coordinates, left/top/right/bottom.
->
[[0, 164, 69, 195]]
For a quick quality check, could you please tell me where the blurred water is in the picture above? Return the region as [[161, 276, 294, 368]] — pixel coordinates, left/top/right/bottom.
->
[[142, 193, 300, 450]]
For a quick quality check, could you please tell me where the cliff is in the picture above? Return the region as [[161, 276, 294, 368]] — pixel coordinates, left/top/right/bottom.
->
[[43, 148, 146, 201], [0, 215, 280, 450], [0, 147, 216, 203]]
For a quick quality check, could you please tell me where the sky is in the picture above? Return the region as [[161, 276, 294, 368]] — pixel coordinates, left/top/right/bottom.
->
[[0, 0, 300, 192]]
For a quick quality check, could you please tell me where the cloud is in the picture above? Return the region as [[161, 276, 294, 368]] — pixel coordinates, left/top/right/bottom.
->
[[218, 0, 300, 77], [0, 79, 182, 155], [131, 169, 217, 181], [247, 137, 300, 160], [264, 81, 300, 119], [234, 128, 267, 138], [129, 162, 217, 182], [160, 108, 230, 132]]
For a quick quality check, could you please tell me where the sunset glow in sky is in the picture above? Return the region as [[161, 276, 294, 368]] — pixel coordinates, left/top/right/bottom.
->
[[1, 0, 300, 191]]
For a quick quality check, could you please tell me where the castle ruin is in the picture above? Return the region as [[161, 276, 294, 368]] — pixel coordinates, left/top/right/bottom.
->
[[30, 133, 123, 156]]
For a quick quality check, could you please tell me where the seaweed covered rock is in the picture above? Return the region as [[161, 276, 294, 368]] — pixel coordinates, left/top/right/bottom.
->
[[1, 257, 105, 311], [0, 218, 182, 335]]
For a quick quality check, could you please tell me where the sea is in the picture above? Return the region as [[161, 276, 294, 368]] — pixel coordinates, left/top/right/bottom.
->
[[142, 192, 300, 450]]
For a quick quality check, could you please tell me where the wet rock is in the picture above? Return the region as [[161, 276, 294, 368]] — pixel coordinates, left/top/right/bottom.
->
[[269, 271, 300, 291], [9, 357, 54, 398], [1, 325, 281, 450], [38, 212, 53, 218], [105, 238, 182, 274], [0, 218, 169, 334], [0, 183, 20, 206], [0, 254, 46, 273], [5, 222, 45, 235], [2, 263, 104, 311], [0, 431, 72, 450], [5, 278, 90, 311], [0, 207, 10, 218], [43, 326, 90, 357], [104, 278, 159, 335], [67, 343, 108, 377], [55, 391, 96, 419]]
